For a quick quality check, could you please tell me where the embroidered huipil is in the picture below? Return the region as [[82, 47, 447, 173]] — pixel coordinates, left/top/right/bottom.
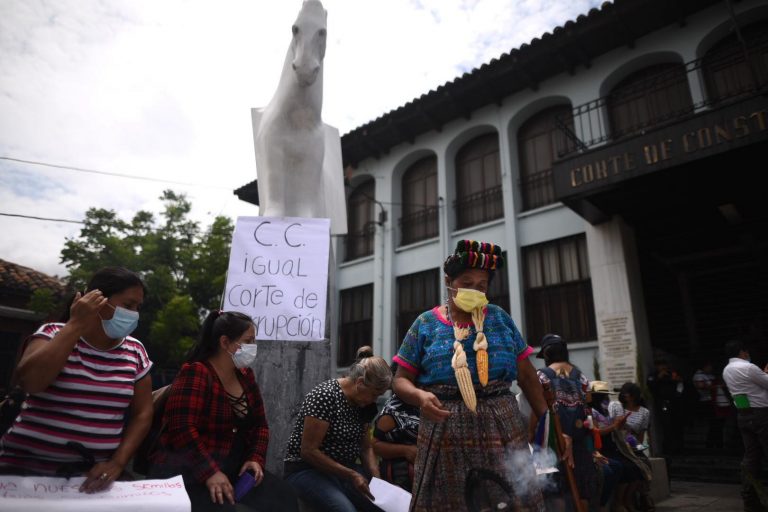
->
[[394, 304, 533, 385]]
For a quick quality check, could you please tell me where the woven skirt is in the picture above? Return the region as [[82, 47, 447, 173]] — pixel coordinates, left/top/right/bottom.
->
[[410, 381, 545, 512]]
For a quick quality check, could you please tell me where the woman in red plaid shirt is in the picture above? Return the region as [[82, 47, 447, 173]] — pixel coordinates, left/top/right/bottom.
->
[[150, 310, 298, 511]]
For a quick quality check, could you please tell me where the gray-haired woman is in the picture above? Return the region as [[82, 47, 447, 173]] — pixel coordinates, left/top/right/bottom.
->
[[284, 346, 390, 512]]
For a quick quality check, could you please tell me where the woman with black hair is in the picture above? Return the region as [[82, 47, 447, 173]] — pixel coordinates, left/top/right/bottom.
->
[[589, 381, 650, 512], [371, 362, 420, 492], [0, 267, 153, 493], [535, 333, 596, 511], [393, 240, 547, 511], [150, 310, 297, 512], [609, 382, 651, 447]]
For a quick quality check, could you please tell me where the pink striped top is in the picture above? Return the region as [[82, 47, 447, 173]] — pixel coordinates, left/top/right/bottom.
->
[[0, 323, 152, 474]]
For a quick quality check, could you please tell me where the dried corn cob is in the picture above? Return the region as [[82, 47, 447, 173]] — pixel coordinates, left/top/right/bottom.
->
[[452, 341, 477, 413], [453, 324, 470, 341], [471, 307, 489, 387], [476, 347, 489, 387]]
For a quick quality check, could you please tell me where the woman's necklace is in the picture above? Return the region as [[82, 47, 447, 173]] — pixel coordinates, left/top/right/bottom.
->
[[446, 301, 470, 341], [446, 299, 490, 388]]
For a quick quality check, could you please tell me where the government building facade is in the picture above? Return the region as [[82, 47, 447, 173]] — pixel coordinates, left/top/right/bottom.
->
[[332, 0, 767, 462]]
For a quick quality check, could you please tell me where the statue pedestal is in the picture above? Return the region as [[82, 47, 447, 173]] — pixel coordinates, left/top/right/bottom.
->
[[249, 240, 336, 475], [252, 340, 331, 474]]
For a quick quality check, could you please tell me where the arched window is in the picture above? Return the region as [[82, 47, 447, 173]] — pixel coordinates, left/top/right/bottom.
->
[[338, 284, 373, 367], [345, 179, 376, 261], [607, 62, 693, 140], [454, 133, 503, 229], [703, 21, 768, 103], [400, 156, 438, 246], [517, 105, 573, 211]]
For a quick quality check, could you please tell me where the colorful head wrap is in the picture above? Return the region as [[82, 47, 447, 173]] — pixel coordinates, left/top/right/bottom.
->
[[443, 240, 505, 278]]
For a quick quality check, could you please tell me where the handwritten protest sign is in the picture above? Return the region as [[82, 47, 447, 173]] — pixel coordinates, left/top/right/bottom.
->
[[223, 217, 330, 341], [0, 475, 189, 512]]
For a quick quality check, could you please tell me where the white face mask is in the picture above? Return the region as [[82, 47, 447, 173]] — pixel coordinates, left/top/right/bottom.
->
[[231, 343, 258, 369]]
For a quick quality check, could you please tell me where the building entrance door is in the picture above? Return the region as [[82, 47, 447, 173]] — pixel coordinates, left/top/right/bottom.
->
[[627, 143, 767, 460]]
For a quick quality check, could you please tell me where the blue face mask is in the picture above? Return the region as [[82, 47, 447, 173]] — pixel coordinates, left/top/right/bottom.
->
[[101, 304, 139, 339]]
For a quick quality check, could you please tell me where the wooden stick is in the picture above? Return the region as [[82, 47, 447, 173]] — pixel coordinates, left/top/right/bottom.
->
[[543, 383, 586, 512]]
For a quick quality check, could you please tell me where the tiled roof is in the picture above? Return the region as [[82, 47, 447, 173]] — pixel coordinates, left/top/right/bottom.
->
[[0, 259, 66, 297]]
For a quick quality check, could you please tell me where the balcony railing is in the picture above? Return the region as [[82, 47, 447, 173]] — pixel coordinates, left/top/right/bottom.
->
[[519, 168, 556, 211], [399, 206, 439, 246], [344, 226, 375, 261], [556, 38, 768, 157], [454, 185, 504, 230]]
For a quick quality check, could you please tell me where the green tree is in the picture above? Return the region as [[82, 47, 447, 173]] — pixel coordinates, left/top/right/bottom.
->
[[27, 288, 57, 316], [60, 191, 233, 373]]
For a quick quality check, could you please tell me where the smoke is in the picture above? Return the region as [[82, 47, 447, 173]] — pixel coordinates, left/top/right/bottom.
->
[[503, 444, 559, 500]]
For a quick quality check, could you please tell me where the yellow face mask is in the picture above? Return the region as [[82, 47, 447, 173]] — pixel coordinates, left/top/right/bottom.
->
[[450, 287, 489, 313]]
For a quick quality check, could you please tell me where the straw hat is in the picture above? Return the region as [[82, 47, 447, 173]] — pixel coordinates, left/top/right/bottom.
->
[[589, 381, 611, 394]]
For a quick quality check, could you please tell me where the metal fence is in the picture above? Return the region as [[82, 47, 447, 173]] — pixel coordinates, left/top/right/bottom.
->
[[399, 206, 439, 246], [454, 185, 504, 229], [556, 38, 768, 157]]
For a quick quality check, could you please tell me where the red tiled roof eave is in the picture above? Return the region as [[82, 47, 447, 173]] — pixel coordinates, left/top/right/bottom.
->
[[0, 259, 66, 298]]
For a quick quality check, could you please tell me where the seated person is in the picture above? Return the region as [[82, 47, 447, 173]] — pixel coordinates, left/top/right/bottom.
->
[[609, 382, 651, 449], [371, 370, 419, 492], [149, 310, 298, 512], [284, 346, 390, 512], [590, 381, 651, 512], [0, 267, 152, 494]]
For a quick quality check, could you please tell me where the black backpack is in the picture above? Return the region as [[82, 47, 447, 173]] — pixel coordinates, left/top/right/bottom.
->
[[0, 336, 33, 438], [0, 386, 25, 437], [540, 366, 589, 440], [132, 384, 172, 476]]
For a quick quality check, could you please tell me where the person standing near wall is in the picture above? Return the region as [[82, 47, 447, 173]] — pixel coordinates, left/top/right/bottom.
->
[[646, 360, 684, 455], [722, 339, 768, 512], [393, 240, 548, 512], [535, 333, 597, 511], [693, 361, 723, 450]]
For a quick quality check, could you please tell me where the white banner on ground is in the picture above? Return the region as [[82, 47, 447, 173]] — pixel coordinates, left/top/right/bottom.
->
[[223, 216, 330, 341], [0, 475, 189, 512]]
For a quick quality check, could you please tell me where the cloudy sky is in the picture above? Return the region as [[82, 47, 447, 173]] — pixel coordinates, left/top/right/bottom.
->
[[0, 0, 604, 277]]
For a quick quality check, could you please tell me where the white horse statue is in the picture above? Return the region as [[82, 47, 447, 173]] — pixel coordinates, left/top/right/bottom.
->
[[252, 0, 347, 234]]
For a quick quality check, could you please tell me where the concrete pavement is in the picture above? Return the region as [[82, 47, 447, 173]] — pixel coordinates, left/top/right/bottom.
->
[[655, 480, 743, 511]]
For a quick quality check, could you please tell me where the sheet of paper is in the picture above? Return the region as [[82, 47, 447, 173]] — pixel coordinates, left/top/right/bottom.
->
[[369, 477, 412, 512], [529, 443, 559, 475], [0, 475, 190, 512]]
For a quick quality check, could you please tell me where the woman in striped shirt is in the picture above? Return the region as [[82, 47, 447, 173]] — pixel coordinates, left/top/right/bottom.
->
[[0, 267, 153, 494]]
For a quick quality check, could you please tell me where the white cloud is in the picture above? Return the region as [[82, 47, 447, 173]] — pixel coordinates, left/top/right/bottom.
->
[[0, 0, 604, 277]]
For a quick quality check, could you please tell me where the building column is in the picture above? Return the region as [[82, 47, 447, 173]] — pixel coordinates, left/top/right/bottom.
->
[[586, 216, 653, 390], [374, 175, 394, 360], [496, 111, 524, 324], [680, 46, 708, 112], [436, 150, 451, 304]]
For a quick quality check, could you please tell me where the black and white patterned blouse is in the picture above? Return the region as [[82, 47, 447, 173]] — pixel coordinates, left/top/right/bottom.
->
[[284, 379, 377, 467], [373, 394, 419, 445]]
